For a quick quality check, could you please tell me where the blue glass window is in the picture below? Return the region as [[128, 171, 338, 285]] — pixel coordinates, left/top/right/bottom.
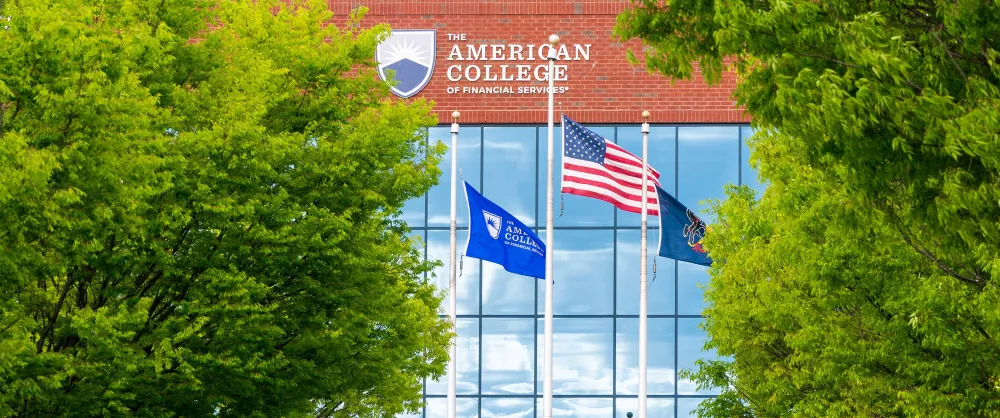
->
[[615, 398, 675, 418], [616, 318, 675, 395], [536, 230, 614, 315], [543, 398, 613, 418], [481, 319, 535, 394], [427, 230, 480, 315], [677, 398, 709, 418], [616, 125, 677, 227], [536, 318, 613, 395], [482, 398, 534, 417], [483, 126, 537, 226], [677, 319, 719, 396], [425, 397, 478, 418], [677, 126, 739, 223], [426, 318, 480, 395], [428, 126, 482, 227], [616, 230, 674, 315]]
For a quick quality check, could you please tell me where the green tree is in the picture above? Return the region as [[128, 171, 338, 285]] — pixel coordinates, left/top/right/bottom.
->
[[0, 0, 450, 416], [616, 0, 1000, 415]]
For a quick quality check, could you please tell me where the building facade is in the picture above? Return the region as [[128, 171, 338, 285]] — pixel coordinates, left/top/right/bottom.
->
[[336, 1, 759, 416]]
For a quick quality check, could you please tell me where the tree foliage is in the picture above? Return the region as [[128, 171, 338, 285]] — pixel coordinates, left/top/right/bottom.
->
[[616, 0, 1000, 416], [0, 0, 449, 416]]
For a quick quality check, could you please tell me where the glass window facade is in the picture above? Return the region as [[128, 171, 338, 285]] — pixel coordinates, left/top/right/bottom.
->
[[402, 124, 756, 417]]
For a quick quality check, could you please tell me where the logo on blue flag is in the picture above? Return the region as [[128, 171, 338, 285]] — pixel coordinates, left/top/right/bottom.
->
[[655, 185, 712, 266], [464, 182, 546, 279], [375, 30, 436, 98]]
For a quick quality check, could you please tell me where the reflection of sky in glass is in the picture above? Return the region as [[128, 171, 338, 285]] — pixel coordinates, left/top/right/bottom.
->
[[617, 230, 674, 315], [677, 262, 709, 316], [403, 124, 750, 417], [429, 126, 482, 227], [482, 319, 534, 394], [616, 398, 675, 418], [536, 398, 613, 418], [677, 398, 709, 418], [482, 398, 533, 418], [537, 230, 614, 315], [540, 125, 615, 227], [427, 319, 479, 395], [617, 125, 677, 227], [427, 230, 480, 315], [401, 194, 425, 228], [426, 397, 478, 418], [678, 318, 719, 396], [484, 127, 536, 226], [677, 126, 739, 223], [537, 318, 613, 395], [741, 126, 766, 195], [617, 318, 675, 395]]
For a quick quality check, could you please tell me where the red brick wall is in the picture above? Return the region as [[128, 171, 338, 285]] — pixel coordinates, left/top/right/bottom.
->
[[328, 0, 747, 125]]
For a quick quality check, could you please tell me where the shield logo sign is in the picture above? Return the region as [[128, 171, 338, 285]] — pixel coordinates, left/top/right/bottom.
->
[[483, 210, 502, 240], [376, 30, 436, 98]]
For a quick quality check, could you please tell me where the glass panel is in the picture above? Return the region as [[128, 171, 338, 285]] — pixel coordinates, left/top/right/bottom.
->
[[428, 230, 480, 315], [546, 398, 613, 418], [741, 126, 766, 195], [482, 319, 535, 394], [482, 251, 537, 315], [616, 318, 675, 395], [482, 398, 533, 418], [677, 398, 709, 418], [616, 398, 675, 418], [616, 230, 674, 315], [677, 126, 739, 224], [429, 126, 482, 227], [677, 318, 720, 395], [401, 195, 425, 228], [427, 397, 479, 418], [483, 126, 536, 226], [540, 125, 615, 227], [616, 125, 677, 226], [536, 230, 614, 315], [677, 262, 709, 316], [427, 319, 480, 395], [536, 318, 613, 395]]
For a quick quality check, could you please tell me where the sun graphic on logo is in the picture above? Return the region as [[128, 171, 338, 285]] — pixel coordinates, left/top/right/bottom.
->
[[382, 36, 430, 66]]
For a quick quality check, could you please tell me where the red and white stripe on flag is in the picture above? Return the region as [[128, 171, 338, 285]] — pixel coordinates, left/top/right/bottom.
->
[[562, 139, 661, 215]]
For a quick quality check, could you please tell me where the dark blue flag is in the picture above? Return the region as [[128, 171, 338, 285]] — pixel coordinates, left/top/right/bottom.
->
[[656, 185, 712, 266], [464, 182, 546, 279]]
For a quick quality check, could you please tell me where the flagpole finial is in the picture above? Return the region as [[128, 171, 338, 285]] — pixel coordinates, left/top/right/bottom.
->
[[642, 110, 650, 120], [549, 34, 560, 45], [452, 111, 460, 121]]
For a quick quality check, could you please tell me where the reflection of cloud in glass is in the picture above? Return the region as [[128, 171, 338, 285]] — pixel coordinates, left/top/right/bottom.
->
[[616, 233, 673, 316], [482, 319, 534, 394], [616, 398, 675, 418], [482, 398, 533, 418], [678, 318, 720, 395], [551, 398, 613, 418], [537, 319, 613, 395], [538, 230, 614, 315], [427, 231, 479, 315], [427, 319, 479, 395], [482, 262, 535, 314], [426, 397, 479, 418]]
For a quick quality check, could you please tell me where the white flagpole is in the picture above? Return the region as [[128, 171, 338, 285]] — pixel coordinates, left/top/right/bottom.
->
[[543, 33, 559, 418], [639, 110, 651, 418], [448, 111, 460, 418]]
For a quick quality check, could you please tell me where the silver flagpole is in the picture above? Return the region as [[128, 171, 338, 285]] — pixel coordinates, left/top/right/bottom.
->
[[448, 111, 460, 418], [639, 110, 651, 418], [543, 33, 559, 418]]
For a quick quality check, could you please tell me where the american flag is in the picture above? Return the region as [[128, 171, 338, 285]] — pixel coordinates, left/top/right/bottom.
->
[[561, 115, 660, 215]]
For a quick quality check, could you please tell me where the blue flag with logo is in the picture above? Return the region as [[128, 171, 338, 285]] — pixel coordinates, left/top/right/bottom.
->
[[464, 182, 546, 279], [656, 185, 712, 266]]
